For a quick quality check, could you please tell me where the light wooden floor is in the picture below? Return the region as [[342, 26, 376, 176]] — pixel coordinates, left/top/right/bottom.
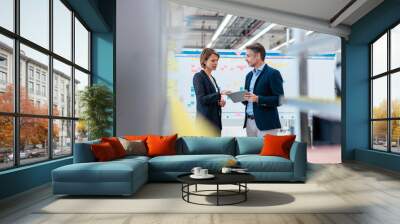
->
[[1, 162, 400, 224]]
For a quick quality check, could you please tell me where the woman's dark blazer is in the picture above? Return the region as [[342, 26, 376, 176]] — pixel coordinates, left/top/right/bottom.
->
[[192, 70, 222, 131]]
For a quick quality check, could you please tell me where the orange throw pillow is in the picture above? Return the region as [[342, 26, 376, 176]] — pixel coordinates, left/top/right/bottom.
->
[[91, 142, 117, 161], [260, 134, 296, 159], [124, 135, 148, 141], [101, 137, 127, 158], [146, 134, 178, 157]]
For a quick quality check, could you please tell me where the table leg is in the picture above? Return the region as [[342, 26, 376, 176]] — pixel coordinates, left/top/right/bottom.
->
[[195, 184, 197, 192], [245, 183, 247, 201], [181, 184, 183, 199], [217, 184, 219, 206], [187, 184, 190, 202]]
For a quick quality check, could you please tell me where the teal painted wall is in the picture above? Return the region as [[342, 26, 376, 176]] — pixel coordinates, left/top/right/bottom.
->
[[92, 32, 114, 135], [91, 0, 115, 135], [355, 149, 400, 172], [344, 0, 400, 171], [0, 158, 72, 199]]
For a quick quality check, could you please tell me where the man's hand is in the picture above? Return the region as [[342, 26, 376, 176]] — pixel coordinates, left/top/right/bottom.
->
[[244, 92, 258, 103], [219, 98, 226, 107]]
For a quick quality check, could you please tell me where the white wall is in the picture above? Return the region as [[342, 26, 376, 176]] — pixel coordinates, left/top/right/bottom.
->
[[116, 0, 167, 135]]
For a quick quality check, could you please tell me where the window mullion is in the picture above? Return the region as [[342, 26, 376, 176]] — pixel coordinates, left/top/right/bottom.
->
[[48, 0, 54, 160], [370, 45, 373, 149], [388, 30, 391, 153], [13, 0, 21, 167], [71, 10, 76, 154]]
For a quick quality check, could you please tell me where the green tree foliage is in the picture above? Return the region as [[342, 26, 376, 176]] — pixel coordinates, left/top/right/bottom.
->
[[79, 84, 113, 140]]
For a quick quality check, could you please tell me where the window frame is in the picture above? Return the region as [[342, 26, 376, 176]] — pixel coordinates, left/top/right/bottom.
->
[[370, 20, 400, 154], [0, 0, 92, 171]]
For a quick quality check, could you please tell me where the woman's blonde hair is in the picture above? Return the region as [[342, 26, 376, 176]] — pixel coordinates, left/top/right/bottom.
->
[[200, 48, 220, 69]]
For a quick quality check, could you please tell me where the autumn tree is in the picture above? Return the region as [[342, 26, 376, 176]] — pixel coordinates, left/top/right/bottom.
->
[[0, 84, 60, 152], [0, 85, 14, 150], [372, 99, 400, 143]]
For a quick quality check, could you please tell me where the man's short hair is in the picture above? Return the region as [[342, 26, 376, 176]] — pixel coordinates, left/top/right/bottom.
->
[[246, 43, 266, 61]]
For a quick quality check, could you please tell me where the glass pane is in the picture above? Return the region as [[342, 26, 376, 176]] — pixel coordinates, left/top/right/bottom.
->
[[20, 44, 49, 115], [74, 69, 89, 118], [53, 0, 72, 60], [0, 0, 14, 31], [20, 117, 49, 165], [372, 33, 387, 76], [372, 77, 387, 119], [372, 121, 388, 151], [0, 34, 14, 112], [20, 0, 49, 49], [0, 116, 14, 170], [391, 120, 400, 153], [74, 18, 89, 70], [53, 119, 72, 158], [53, 59, 72, 117], [391, 72, 400, 118], [75, 120, 88, 143], [391, 24, 400, 70]]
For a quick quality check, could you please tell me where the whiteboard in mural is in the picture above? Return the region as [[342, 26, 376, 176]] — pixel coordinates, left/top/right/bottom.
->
[[168, 49, 336, 136]]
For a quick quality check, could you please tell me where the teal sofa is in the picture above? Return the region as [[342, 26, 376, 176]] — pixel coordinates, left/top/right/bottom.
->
[[52, 136, 307, 196]]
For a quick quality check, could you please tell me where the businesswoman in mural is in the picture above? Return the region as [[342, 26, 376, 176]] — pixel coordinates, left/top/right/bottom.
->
[[193, 48, 229, 136]]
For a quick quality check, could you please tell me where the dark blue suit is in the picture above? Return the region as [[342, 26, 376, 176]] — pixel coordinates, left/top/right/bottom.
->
[[193, 70, 222, 134], [243, 64, 284, 130]]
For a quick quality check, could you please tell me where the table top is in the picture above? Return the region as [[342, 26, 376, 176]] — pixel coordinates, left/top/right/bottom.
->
[[177, 172, 255, 185]]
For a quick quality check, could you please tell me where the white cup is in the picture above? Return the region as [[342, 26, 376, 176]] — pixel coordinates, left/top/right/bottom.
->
[[221, 167, 232, 174], [191, 167, 202, 176], [200, 169, 208, 176]]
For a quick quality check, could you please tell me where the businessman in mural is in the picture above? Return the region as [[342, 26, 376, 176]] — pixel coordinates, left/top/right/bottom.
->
[[242, 43, 284, 137]]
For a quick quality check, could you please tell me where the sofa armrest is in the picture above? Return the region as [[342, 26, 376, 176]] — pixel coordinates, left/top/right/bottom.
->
[[73, 140, 100, 163], [289, 141, 307, 181]]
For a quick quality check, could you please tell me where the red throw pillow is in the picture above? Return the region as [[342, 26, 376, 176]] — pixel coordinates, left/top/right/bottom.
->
[[146, 134, 178, 157], [260, 134, 296, 159], [101, 137, 127, 158], [91, 142, 117, 161]]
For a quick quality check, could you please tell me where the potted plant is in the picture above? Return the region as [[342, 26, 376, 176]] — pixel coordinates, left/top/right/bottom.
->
[[79, 84, 113, 140]]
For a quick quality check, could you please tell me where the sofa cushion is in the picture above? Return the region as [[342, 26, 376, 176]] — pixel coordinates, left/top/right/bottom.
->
[[52, 159, 147, 183], [236, 137, 263, 155], [236, 155, 293, 172], [115, 155, 150, 163], [177, 136, 236, 155], [148, 154, 235, 172]]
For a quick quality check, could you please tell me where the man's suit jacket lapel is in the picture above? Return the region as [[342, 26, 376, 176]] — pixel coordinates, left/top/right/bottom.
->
[[253, 64, 268, 91], [245, 73, 251, 91]]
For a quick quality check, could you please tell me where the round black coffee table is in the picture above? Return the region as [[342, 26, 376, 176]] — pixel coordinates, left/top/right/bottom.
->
[[177, 173, 255, 206]]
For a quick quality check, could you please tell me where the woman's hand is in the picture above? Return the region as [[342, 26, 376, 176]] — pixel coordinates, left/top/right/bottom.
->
[[219, 98, 226, 107]]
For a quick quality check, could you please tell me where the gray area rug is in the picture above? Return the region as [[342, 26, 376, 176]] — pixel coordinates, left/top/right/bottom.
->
[[37, 183, 362, 214]]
